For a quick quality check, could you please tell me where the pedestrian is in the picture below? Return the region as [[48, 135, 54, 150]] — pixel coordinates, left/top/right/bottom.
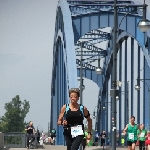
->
[[107, 138, 110, 146], [94, 130, 99, 146], [145, 131, 150, 150], [123, 116, 139, 150], [36, 130, 40, 144], [121, 137, 125, 147], [50, 128, 56, 145], [57, 88, 92, 150], [25, 121, 36, 149], [138, 124, 147, 150], [82, 130, 88, 150], [100, 130, 106, 150]]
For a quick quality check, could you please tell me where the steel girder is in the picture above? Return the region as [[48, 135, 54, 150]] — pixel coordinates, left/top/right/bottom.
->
[[51, 0, 150, 145]]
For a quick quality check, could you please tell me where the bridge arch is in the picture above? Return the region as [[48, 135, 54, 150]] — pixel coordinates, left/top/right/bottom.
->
[[51, 0, 150, 145]]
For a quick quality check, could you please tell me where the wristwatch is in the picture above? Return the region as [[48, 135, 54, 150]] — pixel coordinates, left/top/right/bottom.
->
[[88, 132, 92, 135]]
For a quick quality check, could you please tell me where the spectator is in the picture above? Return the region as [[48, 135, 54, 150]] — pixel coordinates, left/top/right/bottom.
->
[[100, 130, 106, 150], [94, 130, 99, 146], [25, 121, 35, 149], [121, 137, 125, 147]]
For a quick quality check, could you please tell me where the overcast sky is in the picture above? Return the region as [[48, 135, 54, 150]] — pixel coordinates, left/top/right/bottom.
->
[[0, 0, 150, 132]]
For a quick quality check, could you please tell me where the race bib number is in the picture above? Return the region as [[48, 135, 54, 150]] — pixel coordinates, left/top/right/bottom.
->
[[140, 133, 145, 138], [71, 125, 83, 138], [129, 133, 134, 140]]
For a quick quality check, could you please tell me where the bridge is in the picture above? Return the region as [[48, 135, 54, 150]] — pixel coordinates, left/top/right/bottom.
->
[[50, 0, 150, 146]]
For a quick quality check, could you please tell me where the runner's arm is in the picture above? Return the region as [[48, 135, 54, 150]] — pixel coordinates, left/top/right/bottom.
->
[[123, 124, 128, 134], [57, 105, 66, 125], [84, 107, 92, 133]]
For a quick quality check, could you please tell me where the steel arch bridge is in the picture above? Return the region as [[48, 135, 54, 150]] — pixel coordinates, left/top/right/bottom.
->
[[51, 0, 150, 145]]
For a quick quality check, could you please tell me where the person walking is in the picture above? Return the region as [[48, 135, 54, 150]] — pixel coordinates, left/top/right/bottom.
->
[[121, 137, 125, 147], [57, 88, 92, 150], [107, 138, 110, 146], [82, 130, 88, 150], [94, 130, 99, 146], [137, 124, 147, 150], [123, 116, 139, 150], [25, 121, 36, 149], [100, 130, 106, 150], [145, 131, 150, 150], [50, 128, 56, 145]]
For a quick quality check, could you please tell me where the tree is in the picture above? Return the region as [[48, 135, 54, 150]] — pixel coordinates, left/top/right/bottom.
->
[[0, 95, 30, 132]]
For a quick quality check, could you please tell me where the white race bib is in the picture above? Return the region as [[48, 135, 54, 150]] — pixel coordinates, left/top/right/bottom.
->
[[129, 133, 134, 140], [140, 133, 145, 138], [71, 125, 84, 138]]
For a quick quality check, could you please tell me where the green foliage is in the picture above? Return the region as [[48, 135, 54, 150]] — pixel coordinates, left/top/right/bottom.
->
[[0, 95, 30, 132]]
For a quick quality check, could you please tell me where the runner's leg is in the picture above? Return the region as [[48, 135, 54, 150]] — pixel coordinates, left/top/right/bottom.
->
[[65, 135, 73, 150], [127, 141, 132, 150], [72, 135, 84, 150], [131, 142, 136, 150]]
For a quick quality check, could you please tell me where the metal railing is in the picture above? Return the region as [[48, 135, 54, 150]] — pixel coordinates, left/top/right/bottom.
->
[[3, 132, 38, 148]]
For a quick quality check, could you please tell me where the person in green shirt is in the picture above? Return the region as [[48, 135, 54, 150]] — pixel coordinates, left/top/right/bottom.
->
[[121, 137, 125, 147], [123, 116, 139, 150], [82, 131, 88, 150], [137, 124, 147, 150]]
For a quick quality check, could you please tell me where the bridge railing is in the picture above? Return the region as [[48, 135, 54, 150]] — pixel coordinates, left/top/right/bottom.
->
[[3, 132, 38, 148]]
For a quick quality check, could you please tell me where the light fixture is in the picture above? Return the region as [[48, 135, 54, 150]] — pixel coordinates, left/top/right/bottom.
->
[[137, 2, 150, 32], [134, 85, 141, 91], [96, 67, 103, 74], [116, 96, 119, 100], [78, 78, 85, 91], [82, 85, 85, 90], [96, 57, 103, 74], [79, 85, 85, 91], [103, 106, 106, 110], [137, 19, 150, 32]]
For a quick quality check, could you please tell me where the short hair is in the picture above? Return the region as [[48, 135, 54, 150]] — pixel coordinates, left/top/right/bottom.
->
[[130, 116, 135, 119], [68, 88, 80, 97]]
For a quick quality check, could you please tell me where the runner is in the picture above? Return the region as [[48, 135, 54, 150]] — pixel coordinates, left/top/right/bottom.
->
[[57, 88, 92, 150], [145, 131, 150, 150], [100, 130, 106, 150], [50, 128, 56, 145], [137, 124, 147, 150], [25, 121, 36, 149], [121, 137, 125, 147], [123, 116, 139, 150], [82, 130, 88, 150]]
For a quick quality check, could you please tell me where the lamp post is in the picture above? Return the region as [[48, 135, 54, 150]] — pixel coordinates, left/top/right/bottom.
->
[[79, 42, 84, 150], [111, 0, 150, 149]]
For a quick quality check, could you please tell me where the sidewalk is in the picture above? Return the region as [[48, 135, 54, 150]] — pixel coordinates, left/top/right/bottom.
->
[[85, 146, 139, 150]]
